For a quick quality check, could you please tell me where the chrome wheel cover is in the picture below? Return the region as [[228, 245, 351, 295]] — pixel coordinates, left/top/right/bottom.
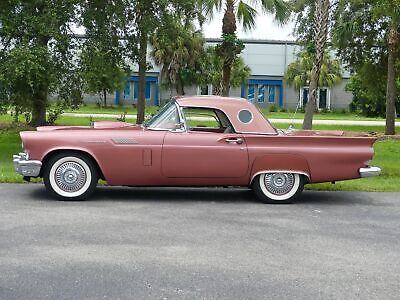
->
[[54, 161, 87, 193], [263, 173, 295, 196]]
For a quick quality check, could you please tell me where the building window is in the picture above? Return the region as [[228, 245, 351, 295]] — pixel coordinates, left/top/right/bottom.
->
[[248, 84, 255, 102], [242, 80, 282, 107], [200, 85, 209, 95], [198, 84, 213, 95], [123, 81, 130, 100], [134, 82, 151, 100], [268, 86, 275, 103], [197, 84, 213, 96], [258, 85, 265, 103], [319, 88, 328, 110], [300, 87, 330, 110]]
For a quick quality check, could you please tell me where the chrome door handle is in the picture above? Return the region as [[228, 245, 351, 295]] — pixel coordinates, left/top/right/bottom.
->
[[225, 138, 243, 144]]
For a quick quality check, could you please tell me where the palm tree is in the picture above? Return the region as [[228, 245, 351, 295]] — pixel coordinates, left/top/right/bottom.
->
[[302, 0, 329, 130], [199, 46, 251, 95], [151, 21, 204, 95], [285, 50, 342, 92], [204, 0, 290, 96]]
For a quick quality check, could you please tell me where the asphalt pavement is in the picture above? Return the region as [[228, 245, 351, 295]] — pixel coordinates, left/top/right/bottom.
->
[[0, 183, 399, 299]]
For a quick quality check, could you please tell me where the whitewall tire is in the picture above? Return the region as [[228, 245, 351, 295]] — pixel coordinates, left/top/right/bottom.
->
[[252, 172, 305, 204], [44, 153, 98, 201]]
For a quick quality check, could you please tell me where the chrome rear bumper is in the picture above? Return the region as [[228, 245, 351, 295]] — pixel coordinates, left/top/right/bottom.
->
[[13, 153, 42, 177], [359, 166, 381, 178]]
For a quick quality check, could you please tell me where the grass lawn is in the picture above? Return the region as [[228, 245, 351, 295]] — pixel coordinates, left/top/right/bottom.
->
[[1, 113, 394, 133], [63, 103, 395, 121], [1, 120, 399, 191], [64, 104, 159, 115], [0, 126, 42, 183]]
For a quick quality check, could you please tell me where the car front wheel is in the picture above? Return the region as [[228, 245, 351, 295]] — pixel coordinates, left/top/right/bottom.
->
[[252, 172, 304, 204], [43, 153, 98, 201]]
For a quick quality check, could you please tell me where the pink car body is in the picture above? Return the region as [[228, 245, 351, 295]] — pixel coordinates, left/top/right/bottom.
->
[[13, 96, 381, 203]]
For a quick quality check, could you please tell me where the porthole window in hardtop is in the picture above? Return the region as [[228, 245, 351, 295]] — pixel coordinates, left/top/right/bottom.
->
[[238, 109, 253, 124], [182, 107, 234, 133]]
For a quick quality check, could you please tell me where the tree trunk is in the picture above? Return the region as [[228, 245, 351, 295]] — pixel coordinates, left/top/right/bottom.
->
[[30, 34, 49, 127], [302, 0, 329, 130], [103, 89, 107, 107], [221, 0, 236, 97], [175, 76, 185, 95], [137, 29, 147, 124], [385, 26, 398, 135], [31, 87, 47, 127], [222, 60, 232, 97]]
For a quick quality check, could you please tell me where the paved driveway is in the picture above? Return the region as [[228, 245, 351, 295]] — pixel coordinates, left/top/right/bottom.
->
[[1, 184, 399, 299]]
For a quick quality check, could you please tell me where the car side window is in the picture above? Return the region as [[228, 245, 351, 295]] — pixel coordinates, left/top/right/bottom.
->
[[182, 107, 234, 133]]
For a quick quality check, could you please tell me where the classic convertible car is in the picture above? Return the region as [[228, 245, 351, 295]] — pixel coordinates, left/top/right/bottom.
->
[[13, 96, 381, 203]]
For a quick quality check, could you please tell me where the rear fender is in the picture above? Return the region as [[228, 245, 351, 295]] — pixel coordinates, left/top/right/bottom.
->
[[250, 154, 311, 184]]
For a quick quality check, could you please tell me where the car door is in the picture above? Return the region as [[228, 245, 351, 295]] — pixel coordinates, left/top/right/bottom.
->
[[161, 130, 249, 178]]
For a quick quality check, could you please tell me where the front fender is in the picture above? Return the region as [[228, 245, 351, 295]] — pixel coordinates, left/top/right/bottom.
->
[[250, 154, 311, 184]]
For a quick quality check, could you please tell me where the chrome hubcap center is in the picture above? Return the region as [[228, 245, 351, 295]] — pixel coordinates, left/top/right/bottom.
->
[[63, 169, 79, 184], [264, 173, 295, 196], [273, 174, 286, 187]]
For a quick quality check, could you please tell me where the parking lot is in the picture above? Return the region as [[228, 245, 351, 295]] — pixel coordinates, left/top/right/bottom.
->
[[1, 183, 399, 299]]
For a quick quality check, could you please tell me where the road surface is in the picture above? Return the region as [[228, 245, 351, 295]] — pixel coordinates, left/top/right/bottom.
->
[[0, 184, 399, 299]]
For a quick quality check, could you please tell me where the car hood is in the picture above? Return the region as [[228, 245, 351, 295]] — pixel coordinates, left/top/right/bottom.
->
[[36, 121, 138, 131]]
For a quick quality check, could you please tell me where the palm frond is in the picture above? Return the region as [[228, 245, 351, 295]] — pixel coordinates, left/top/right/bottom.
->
[[202, 0, 224, 19], [260, 0, 291, 24], [237, 1, 257, 31]]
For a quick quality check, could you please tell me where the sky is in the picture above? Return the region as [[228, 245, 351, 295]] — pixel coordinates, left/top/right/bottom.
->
[[71, 9, 296, 41], [202, 12, 295, 41]]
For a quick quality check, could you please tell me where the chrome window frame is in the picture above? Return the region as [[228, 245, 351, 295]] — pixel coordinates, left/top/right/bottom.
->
[[143, 100, 186, 132]]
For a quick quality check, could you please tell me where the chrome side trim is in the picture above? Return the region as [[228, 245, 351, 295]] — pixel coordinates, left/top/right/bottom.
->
[[13, 153, 42, 177], [112, 138, 138, 145], [250, 170, 311, 184], [359, 166, 381, 178], [239, 131, 279, 135]]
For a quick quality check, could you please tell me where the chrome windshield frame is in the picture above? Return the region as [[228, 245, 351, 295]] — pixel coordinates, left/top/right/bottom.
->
[[143, 100, 187, 132]]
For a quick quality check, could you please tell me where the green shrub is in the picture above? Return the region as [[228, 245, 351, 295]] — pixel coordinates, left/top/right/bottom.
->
[[268, 104, 278, 112], [320, 108, 330, 113]]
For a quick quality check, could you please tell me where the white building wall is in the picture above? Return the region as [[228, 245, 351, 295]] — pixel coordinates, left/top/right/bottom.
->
[[80, 39, 353, 110]]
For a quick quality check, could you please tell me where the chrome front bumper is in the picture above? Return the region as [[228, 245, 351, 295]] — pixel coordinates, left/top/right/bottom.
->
[[13, 153, 42, 177], [359, 166, 381, 178]]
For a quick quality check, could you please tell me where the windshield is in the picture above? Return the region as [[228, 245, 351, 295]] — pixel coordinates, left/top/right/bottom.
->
[[143, 101, 181, 130]]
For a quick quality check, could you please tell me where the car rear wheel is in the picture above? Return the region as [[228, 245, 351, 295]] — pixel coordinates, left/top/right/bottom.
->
[[252, 172, 304, 204], [43, 153, 98, 201]]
